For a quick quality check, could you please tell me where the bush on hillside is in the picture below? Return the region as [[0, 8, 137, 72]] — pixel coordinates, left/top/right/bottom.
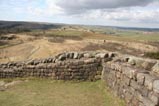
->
[[144, 52, 159, 59]]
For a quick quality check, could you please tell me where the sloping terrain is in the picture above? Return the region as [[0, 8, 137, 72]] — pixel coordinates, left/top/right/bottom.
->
[[0, 35, 158, 63]]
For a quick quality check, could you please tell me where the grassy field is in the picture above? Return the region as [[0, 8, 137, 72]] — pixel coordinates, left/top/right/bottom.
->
[[83, 26, 159, 42], [24, 30, 84, 37], [0, 79, 125, 106], [20, 27, 159, 42]]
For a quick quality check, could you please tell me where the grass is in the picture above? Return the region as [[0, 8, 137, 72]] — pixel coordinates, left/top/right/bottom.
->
[[24, 30, 84, 37], [0, 78, 125, 106], [20, 28, 159, 42], [81, 27, 159, 42], [144, 52, 159, 59]]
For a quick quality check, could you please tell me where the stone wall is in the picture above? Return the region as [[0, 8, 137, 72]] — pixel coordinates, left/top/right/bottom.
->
[[1, 51, 159, 106], [0, 51, 111, 80], [102, 56, 159, 106]]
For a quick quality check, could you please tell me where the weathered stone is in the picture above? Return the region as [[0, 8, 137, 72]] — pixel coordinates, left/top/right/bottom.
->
[[138, 86, 149, 97], [148, 92, 159, 105], [83, 53, 94, 58], [142, 61, 156, 70], [130, 80, 140, 90], [73, 52, 79, 59], [58, 54, 66, 61], [139, 102, 145, 106], [140, 96, 156, 106], [84, 59, 95, 64], [1, 51, 159, 106], [95, 53, 108, 58], [95, 75, 101, 80], [144, 74, 156, 90], [137, 73, 145, 85], [128, 57, 136, 65], [152, 62, 159, 74], [78, 53, 84, 59], [116, 71, 121, 79], [122, 67, 134, 79], [153, 80, 159, 94]]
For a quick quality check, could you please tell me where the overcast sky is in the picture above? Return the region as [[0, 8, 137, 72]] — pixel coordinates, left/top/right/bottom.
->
[[0, 0, 159, 28]]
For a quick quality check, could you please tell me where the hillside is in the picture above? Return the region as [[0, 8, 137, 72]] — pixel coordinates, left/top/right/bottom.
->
[[0, 21, 63, 35], [0, 21, 159, 63]]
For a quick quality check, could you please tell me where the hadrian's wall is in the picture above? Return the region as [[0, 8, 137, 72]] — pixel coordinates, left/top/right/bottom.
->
[[1, 51, 159, 106], [0, 52, 112, 80]]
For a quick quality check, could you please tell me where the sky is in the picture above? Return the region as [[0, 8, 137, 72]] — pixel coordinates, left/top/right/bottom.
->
[[0, 0, 159, 28]]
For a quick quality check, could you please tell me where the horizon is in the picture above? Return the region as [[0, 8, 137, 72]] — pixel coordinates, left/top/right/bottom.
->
[[0, 0, 159, 28], [1, 20, 159, 29]]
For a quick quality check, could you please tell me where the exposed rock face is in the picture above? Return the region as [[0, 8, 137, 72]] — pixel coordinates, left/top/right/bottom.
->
[[0, 51, 159, 106]]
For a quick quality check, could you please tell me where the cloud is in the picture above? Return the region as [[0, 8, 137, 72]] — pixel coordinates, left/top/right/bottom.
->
[[27, 0, 63, 17], [77, 8, 159, 24], [0, 0, 159, 28], [56, 0, 156, 14]]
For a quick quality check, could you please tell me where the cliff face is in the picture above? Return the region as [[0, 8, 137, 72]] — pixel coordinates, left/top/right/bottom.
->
[[0, 51, 159, 106]]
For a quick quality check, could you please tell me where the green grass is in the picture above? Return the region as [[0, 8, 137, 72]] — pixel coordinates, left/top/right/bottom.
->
[[49, 30, 83, 36], [24, 30, 84, 37], [144, 52, 159, 59], [0, 78, 125, 106], [86, 27, 159, 42], [21, 28, 159, 42]]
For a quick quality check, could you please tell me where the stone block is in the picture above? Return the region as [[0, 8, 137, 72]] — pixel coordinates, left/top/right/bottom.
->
[[142, 61, 156, 70], [139, 96, 156, 106], [95, 75, 101, 80], [148, 92, 159, 105], [122, 67, 134, 79], [73, 52, 79, 59], [128, 57, 136, 65], [130, 80, 140, 90], [123, 75, 131, 86], [95, 53, 108, 58], [137, 73, 145, 85], [153, 80, 159, 94], [138, 86, 149, 97], [144, 74, 156, 90], [152, 62, 159, 74], [84, 59, 95, 64], [83, 53, 94, 58]]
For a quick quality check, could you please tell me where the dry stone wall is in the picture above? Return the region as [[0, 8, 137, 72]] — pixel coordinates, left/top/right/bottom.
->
[[0, 51, 112, 80], [102, 55, 159, 106], [1, 51, 159, 106]]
